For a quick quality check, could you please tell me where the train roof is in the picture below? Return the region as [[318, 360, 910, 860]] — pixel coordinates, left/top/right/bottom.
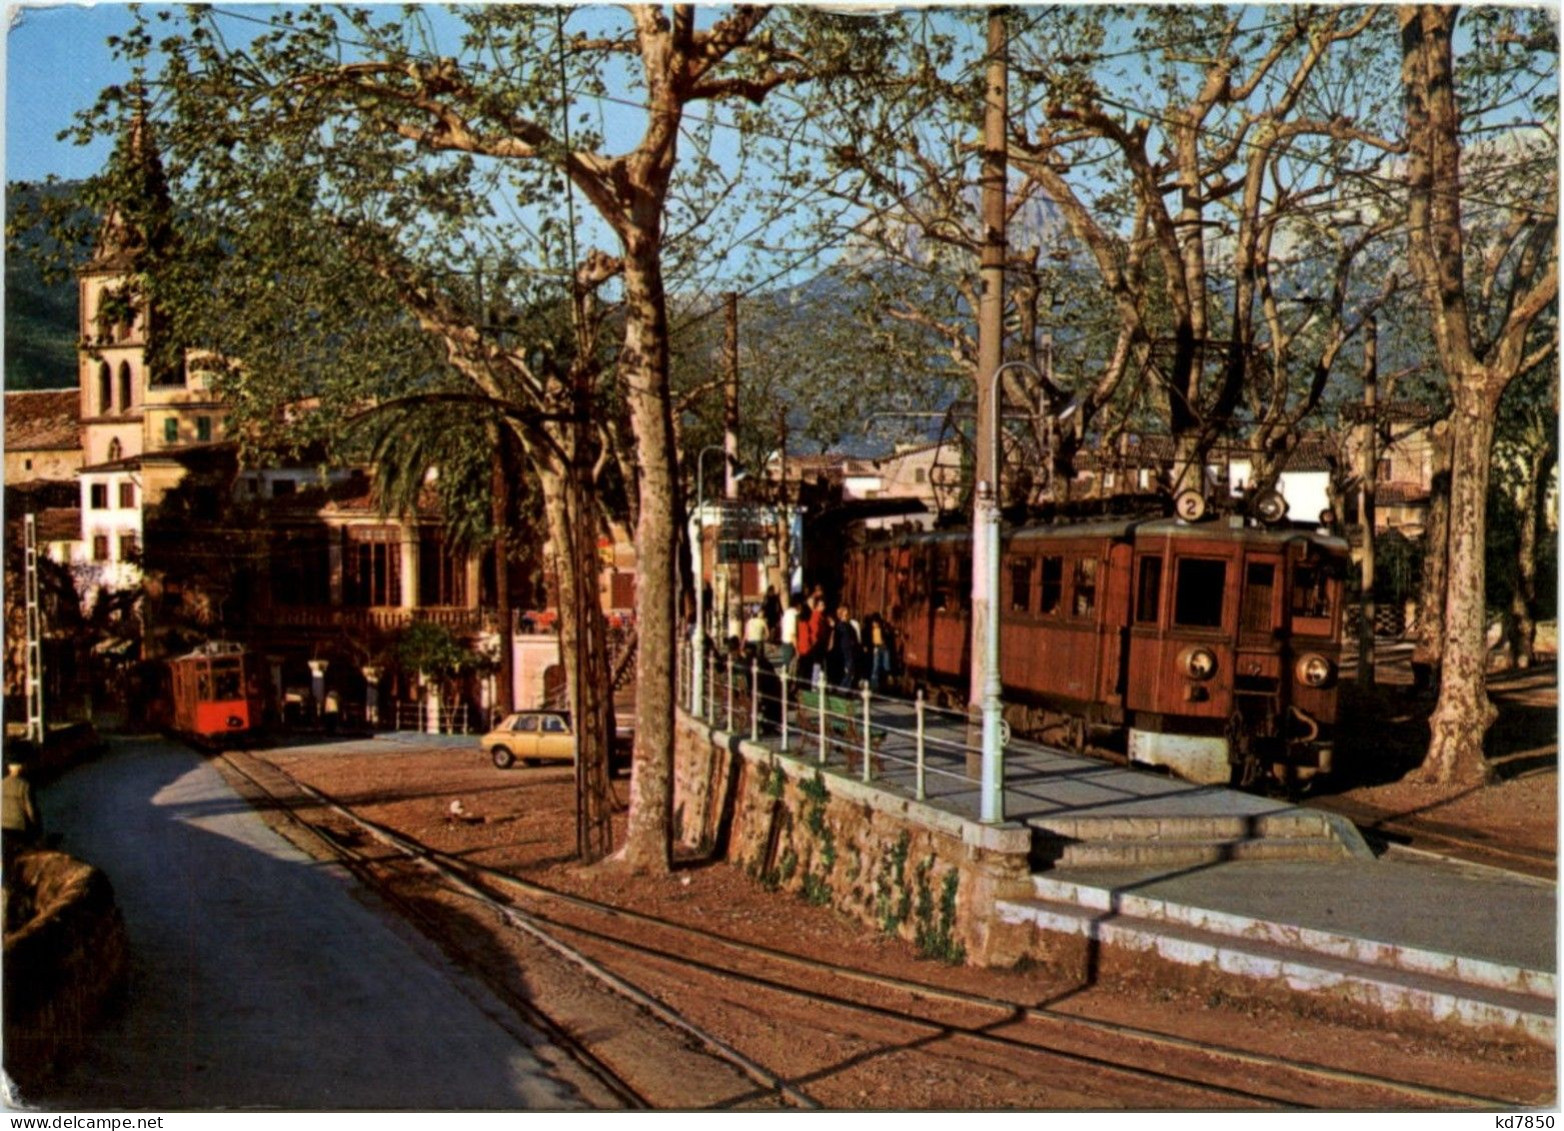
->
[[857, 516, 1349, 553]]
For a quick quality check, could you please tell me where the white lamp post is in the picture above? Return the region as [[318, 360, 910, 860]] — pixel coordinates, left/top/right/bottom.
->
[[975, 360, 1046, 824], [691, 445, 745, 716]]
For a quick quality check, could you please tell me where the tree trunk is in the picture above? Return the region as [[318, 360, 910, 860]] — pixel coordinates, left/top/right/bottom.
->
[[1411, 420, 1452, 692], [533, 439, 614, 861], [618, 243, 679, 876], [1506, 443, 1553, 669], [1416, 384, 1498, 786], [491, 437, 515, 718]]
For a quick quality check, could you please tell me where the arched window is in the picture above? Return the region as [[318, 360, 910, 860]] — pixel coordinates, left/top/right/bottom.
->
[[107, 438, 122, 463], [98, 362, 112, 415], [118, 361, 133, 413]]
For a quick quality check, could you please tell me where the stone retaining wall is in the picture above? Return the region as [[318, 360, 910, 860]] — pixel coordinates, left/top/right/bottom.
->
[[674, 714, 1033, 965], [4, 850, 129, 1092]]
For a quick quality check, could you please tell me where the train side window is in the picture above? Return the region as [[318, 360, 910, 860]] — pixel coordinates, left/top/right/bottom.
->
[[197, 672, 212, 700], [1241, 562, 1276, 633], [1073, 558, 1098, 617], [1009, 557, 1033, 613], [1039, 556, 1064, 615], [212, 662, 241, 700], [1174, 558, 1228, 628], [1135, 556, 1163, 623]]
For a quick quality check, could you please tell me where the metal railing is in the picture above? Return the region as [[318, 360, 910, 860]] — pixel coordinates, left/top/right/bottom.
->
[[389, 700, 480, 735], [679, 639, 980, 802]]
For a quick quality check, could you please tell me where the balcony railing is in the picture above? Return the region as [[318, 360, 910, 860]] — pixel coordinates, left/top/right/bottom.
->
[[259, 605, 498, 634]]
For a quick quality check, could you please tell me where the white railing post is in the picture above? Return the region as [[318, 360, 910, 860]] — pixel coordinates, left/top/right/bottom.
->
[[750, 657, 760, 742], [779, 665, 791, 752], [726, 653, 736, 733], [860, 681, 872, 783], [915, 689, 927, 801], [815, 668, 827, 765]]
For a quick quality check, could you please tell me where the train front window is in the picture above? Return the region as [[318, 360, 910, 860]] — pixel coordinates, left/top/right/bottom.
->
[[1039, 556, 1063, 615], [1135, 556, 1163, 623], [1009, 557, 1033, 612], [1173, 558, 1227, 628], [212, 661, 242, 701]]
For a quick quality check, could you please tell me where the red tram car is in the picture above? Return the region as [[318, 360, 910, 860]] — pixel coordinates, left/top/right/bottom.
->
[[841, 516, 1349, 788], [150, 641, 268, 747]]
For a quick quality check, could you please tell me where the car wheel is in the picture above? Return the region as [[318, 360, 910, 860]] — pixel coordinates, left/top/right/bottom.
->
[[491, 745, 515, 769]]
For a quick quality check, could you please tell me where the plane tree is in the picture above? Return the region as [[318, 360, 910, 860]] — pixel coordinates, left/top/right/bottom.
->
[[1398, 5, 1557, 785]]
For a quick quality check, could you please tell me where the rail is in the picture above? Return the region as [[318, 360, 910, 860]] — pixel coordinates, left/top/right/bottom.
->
[[678, 639, 985, 802]]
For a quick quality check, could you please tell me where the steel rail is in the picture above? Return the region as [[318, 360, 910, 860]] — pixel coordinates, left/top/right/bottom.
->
[[217, 750, 1537, 1111]]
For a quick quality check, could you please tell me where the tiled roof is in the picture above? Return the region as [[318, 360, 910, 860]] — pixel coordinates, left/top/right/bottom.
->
[[5, 390, 80, 452]]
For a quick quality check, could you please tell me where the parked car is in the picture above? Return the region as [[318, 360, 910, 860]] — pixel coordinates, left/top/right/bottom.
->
[[481, 709, 633, 773]]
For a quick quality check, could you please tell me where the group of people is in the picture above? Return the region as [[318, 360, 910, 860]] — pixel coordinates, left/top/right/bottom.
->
[[775, 588, 897, 693]]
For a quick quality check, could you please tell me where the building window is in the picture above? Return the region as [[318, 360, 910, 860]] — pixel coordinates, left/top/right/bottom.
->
[[419, 533, 468, 607], [196, 416, 212, 442], [164, 418, 178, 443], [119, 533, 138, 561], [119, 482, 136, 509], [268, 534, 331, 606], [345, 527, 402, 608], [92, 535, 109, 562], [107, 437, 122, 462], [118, 361, 133, 413], [23, 459, 31, 472], [98, 362, 112, 415], [914, 467, 927, 484], [272, 478, 295, 497], [89, 483, 109, 510]]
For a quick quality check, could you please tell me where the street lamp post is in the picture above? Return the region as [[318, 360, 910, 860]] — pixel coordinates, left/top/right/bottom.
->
[[974, 360, 1045, 824]]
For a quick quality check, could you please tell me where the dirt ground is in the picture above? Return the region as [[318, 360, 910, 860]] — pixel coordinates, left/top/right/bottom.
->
[[229, 661, 1558, 1110]]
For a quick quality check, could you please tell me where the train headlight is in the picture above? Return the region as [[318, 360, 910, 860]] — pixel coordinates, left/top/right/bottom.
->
[[1295, 653, 1336, 688], [1177, 647, 1218, 681]]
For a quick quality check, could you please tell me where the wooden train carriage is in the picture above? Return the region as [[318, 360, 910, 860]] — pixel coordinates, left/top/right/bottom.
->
[[164, 642, 267, 744], [844, 517, 1348, 787]]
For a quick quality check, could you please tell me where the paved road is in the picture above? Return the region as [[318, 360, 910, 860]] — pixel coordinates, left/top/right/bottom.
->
[[20, 737, 583, 1111]]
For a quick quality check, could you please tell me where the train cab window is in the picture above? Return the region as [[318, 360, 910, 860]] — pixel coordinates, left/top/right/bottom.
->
[[1073, 558, 1098, 618], [212, 662, 241, 701], [1292, 563, 1334, 621], [1009, 557, 1033, 613], [1135, 556, 1163, 623], [197, 671, 212, 700], [1039, 556, 1064, 615], [1241, 562, 1277, 633], [1173, 558, 1228, 628]]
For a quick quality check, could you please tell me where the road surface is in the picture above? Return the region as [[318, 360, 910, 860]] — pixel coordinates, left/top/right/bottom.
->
[[18, 737, 584, 1111]]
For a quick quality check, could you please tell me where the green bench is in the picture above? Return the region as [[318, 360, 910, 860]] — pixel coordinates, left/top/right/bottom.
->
[[796, 687, 888, 758]]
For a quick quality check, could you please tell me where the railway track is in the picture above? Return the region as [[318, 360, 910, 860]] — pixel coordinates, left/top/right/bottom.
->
[[214, 748, 1544, 1111], [1307, 795, 1557, 880]]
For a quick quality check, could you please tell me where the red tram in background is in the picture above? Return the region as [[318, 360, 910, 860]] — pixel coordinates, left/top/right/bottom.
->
[[148, 641, 268, 747], [841, 515, 1350, 788]]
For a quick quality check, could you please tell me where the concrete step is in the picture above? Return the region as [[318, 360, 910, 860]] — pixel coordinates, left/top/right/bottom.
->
[[1029, 811, 1338, 841], [1047, 835, 1353, 868], [996, 876, 1556, 1046]]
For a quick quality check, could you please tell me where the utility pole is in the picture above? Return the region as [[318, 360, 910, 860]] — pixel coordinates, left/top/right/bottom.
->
[[1359, 316, 1378, 686], [970, 7, 1008, 817]]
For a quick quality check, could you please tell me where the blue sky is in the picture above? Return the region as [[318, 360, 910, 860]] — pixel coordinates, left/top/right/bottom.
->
[[5, 3, 143, 183]]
